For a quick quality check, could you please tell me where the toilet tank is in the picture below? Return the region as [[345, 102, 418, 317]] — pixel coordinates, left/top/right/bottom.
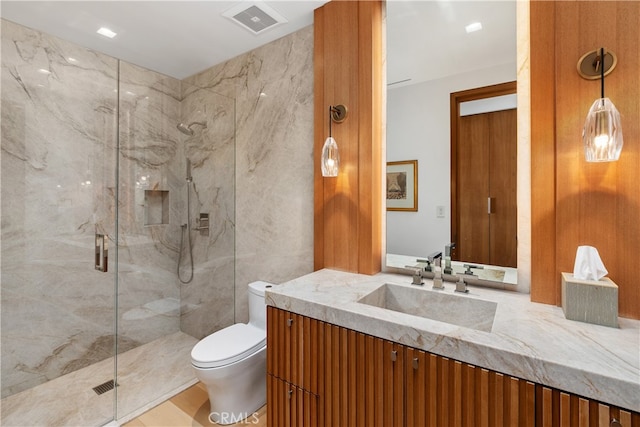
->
[[248, 281, 273, 330]]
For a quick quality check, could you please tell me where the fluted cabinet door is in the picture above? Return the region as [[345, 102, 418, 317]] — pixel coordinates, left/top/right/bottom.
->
[[317, 321, 403, 427], [536, 386, 640, 427], [405, 347, 535, 427], [267, 306, 318, 393]]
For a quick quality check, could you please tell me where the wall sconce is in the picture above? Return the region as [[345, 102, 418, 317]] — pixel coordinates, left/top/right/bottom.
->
[[321, 104, 348, 177], [578, 47, 623, 162]]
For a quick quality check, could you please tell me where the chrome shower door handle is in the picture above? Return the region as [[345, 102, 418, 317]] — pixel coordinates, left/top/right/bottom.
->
[[95, 233, 108, 272]]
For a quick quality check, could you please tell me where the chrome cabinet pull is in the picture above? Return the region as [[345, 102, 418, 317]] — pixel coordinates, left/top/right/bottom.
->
[[413, 357, 419, 370], [391, 350, 397, 362], [95, 234, 108, 272], [611, 418, 622, 427], [287, 318, 293, 327], [488, 197, 495, 214]]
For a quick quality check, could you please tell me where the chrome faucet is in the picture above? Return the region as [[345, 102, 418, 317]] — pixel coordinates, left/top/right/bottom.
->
[[424, 251, 442, 272]]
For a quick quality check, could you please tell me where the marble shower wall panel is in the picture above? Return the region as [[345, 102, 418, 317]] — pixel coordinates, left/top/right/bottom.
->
[[178, 84, 236, 339], [184, 26, 315, 324], [117, 62, 182, 345], [1, 19, 118, 398]]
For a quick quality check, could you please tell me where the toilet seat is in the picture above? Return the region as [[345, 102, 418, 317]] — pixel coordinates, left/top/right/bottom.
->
[[191, 323, 266, 369]]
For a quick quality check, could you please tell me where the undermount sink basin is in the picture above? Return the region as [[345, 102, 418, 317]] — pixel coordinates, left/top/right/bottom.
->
[[357, 283, 497, 332]]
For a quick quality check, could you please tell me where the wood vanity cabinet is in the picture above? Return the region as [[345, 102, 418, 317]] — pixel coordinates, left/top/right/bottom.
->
[[266, 307, 639, 427]]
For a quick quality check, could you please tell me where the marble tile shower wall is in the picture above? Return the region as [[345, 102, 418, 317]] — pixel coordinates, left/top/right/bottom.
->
[[116, 61, 182, 349], [178, 83, 236, 339], [184, 26, 315, 325]]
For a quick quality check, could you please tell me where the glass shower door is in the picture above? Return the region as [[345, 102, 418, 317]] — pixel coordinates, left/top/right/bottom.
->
[[0, 19, 118, 426]]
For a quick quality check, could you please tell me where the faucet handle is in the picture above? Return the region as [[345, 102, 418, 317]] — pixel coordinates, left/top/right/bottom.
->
[[411, 268, 424, 286], [432, 266, 444, 290], [455, 275, 469, 293]]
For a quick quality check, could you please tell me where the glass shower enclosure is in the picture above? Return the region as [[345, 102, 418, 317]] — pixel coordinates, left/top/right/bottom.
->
[[1, 18, 236, 426]]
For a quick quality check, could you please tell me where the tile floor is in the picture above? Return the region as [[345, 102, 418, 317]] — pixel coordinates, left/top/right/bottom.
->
[[123, 382, 267, 427]]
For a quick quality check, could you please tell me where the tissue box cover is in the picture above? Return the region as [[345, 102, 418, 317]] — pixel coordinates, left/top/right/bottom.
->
[[561, 272, 618, 328]]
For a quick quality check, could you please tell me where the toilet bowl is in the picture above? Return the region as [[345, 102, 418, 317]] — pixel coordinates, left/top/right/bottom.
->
[[191, 281, 272, 425]]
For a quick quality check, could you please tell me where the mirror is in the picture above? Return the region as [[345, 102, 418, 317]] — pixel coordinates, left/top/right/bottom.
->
[[385, 1, 518, 285]]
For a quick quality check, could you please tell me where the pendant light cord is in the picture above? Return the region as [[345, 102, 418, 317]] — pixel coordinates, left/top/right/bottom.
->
[[600, 47, 605, 100]]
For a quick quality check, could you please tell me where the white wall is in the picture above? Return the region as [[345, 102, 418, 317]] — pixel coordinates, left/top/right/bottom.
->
[[386, 62, 516, 258]]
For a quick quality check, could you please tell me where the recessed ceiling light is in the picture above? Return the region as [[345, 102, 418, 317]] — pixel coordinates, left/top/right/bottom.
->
[[97, 27, 117, 39], [465, 22, 483, 33]]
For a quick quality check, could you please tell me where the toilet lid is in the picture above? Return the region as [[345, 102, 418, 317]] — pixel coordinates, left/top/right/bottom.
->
[[191, 323, 266, 369]]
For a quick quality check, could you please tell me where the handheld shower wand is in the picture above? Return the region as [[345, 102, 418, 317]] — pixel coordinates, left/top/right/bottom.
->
[[177, 158, 194, 284]]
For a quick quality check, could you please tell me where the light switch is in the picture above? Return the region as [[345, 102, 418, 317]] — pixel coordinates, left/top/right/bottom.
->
[[436, 205, 445, 218]]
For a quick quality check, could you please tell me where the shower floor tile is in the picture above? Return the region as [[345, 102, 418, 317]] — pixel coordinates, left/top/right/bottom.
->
[[0, 332, 198, 427]]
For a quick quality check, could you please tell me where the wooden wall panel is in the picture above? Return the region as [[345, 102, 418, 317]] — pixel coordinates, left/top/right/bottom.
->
[[356, 0, 383, 275], [531, 0, 640, 318], [530, 0, 558, 305], [313, 0, 383, 275]]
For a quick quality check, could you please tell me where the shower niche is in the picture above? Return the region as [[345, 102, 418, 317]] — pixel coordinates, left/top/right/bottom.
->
[[144, 190, 170, 226]]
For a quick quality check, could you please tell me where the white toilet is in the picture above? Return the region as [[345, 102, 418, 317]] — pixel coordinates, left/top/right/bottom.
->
[[191, 281, 272, 425]]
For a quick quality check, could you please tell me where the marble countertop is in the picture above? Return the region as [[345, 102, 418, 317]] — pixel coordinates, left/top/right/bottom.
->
[[265, 269, 640, 412]]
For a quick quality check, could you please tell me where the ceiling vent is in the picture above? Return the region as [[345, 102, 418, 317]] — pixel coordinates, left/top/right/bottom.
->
[[223, 2, 287, 35]]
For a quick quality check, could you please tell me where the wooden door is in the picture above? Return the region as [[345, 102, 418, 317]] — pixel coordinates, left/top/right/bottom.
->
[[458, 113, 491, 264], [457, 108, 517, 267], [488, 108, 518, 267]]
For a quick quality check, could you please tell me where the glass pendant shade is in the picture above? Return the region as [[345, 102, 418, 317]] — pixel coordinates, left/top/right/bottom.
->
[[583, 97, 623, 162], [321, 136, 339, 177]]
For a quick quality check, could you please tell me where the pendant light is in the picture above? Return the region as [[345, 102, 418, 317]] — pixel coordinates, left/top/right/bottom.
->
[[579, 48, 623, 162], [321, 105, 347, 177]]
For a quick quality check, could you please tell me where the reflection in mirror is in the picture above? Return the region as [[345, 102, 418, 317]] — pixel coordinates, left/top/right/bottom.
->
[[385, 1, 518, 285]]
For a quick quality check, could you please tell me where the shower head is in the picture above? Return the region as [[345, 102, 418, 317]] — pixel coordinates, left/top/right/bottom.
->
[[177, 123, 194, 136], [176, 121, 207, 136]]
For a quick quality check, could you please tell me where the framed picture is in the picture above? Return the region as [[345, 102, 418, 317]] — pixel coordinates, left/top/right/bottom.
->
[[386, 160, 418, 211]]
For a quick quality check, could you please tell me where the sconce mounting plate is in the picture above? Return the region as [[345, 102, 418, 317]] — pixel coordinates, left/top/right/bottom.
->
[[330, 104, 348, 123], [577, 49, 617, 80]]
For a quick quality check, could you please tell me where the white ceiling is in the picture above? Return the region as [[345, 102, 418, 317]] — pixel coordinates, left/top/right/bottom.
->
[[386, 0, 516, 87], [1, 0, 516, 83]]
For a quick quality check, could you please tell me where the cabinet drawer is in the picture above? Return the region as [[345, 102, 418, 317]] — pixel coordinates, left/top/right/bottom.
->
[[268, 374, 319, 427], [267, 306, 321, 394]]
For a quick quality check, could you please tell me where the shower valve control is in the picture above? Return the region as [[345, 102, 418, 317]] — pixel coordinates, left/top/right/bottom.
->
[[194, 213, 209, 236]]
